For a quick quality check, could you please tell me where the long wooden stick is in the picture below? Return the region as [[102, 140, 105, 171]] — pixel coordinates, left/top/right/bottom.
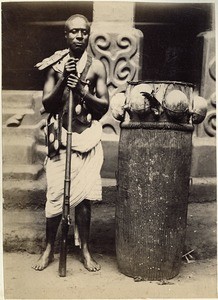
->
[[59, 88, 73, 277]]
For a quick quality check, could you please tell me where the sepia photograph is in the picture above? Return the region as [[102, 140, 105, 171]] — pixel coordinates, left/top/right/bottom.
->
[[1, 0, 217, 299]]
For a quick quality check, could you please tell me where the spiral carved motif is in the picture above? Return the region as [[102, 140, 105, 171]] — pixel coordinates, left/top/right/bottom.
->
[[89, 32, 139, 95], [203, 53, 216, 137], [209, 57, 216, 81], [204, 110, 216, 137], [204, 89, 216, 137], [209, 92, 216, 108]]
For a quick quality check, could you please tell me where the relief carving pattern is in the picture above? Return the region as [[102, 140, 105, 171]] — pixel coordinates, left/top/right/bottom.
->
[[89, 32, 141, 96], [203, 56, 216, 137], [88, 30, 142, 135]]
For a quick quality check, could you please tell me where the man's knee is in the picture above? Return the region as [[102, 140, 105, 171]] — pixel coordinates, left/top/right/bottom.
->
[[75, 200, 91, 216], [46, 214, 62, 227]]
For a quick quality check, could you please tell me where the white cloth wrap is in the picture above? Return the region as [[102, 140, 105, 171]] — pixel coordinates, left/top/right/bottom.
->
[[45, 120, 103, 218]]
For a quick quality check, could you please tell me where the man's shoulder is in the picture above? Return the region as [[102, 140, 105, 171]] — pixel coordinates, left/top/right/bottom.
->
[[90, 56, 103, 66], [90, 57, 106, 73], [35, 49, 69, 71]]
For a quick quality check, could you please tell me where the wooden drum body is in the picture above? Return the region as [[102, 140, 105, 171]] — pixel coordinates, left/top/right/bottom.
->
[[116, 81, 194, 280]]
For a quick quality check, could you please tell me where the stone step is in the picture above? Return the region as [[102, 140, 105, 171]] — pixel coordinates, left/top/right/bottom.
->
[[3, 136, 38, 165], [191, 137, 216, 177], [3, 123, 46, 146], [2, 90, 35, 109], [189, 177, 217, 202], [2, 90, 44, 127], [2, 109, 35, 125], [2, 173, 216, 210], [3, 164, 44, 181], [2, 131, 120, 179], [2, 175, 117, 209]]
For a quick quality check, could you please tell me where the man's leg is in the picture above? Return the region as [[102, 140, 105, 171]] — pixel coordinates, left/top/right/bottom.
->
[[32, 214, 62, 271], [75, 199, 100, 272]]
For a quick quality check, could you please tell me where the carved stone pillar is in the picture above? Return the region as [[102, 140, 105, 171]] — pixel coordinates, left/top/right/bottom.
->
[[190, 30, 216, 198], [89, 2, 143, 97], [197, 31, 216, 138], [88, 30, 143, 97], [88, 2, 143, 178]]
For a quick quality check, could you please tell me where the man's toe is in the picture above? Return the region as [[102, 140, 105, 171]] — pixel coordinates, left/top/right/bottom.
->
[[32, 265, 38, 270]]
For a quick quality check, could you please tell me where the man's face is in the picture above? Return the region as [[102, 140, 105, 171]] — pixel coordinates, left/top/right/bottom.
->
[[65, 17, 90, 54]]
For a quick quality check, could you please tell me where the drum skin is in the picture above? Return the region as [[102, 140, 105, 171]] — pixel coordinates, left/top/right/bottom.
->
[[116, 121, 194, 280]]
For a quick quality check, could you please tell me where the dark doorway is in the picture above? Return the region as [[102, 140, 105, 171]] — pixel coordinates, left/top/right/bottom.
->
[[135, 2, 214, 85]]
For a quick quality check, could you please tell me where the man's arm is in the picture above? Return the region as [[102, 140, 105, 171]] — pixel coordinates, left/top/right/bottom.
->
[[42, 68, 67, 113], [84, 59, 109, 115]]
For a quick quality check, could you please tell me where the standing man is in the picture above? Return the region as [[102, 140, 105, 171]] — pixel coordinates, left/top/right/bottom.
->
[[32, 14, 109, 272]]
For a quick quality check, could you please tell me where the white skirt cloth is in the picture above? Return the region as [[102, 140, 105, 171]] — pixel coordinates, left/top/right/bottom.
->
[[45, 120, 103, 218]]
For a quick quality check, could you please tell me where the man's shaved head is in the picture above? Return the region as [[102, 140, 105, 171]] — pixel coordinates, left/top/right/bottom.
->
[[65, 14, 90, 33]]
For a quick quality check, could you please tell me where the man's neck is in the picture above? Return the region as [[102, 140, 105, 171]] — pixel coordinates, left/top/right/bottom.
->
[[69, 49, 84, 59]]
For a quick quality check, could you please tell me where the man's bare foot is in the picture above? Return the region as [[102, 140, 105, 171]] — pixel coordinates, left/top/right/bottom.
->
[[82, 252, 101, 272], [32, 251, 54, 271]]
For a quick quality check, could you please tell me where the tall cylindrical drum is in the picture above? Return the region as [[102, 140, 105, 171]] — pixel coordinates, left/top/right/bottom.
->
[[116, 81, 194, 280]]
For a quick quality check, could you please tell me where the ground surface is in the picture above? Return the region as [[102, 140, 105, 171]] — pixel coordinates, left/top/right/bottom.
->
[[2, 202, 217, 299], [3, 253, 217, 299]]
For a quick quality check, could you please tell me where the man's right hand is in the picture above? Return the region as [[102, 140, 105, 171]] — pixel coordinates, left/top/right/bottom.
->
[[63, 58, 78, 77]]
